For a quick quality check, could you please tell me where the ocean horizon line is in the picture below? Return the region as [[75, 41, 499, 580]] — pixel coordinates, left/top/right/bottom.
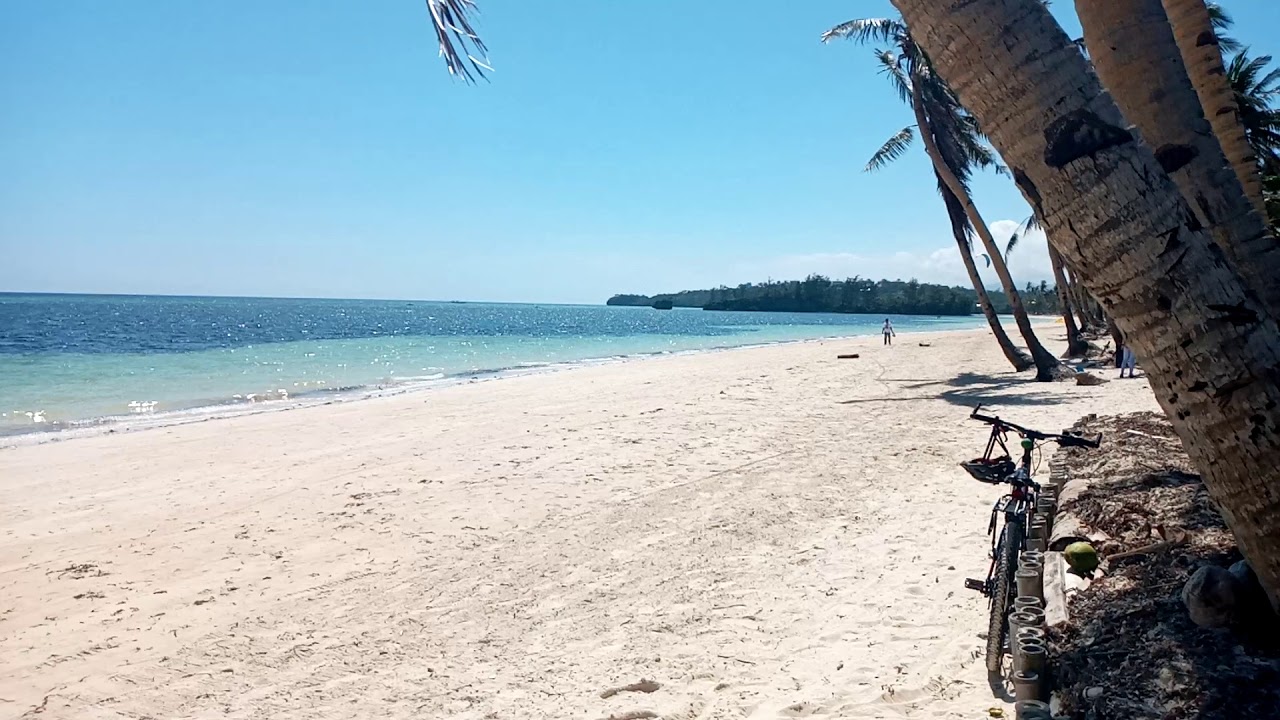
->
[[0, 290, 615, 307]]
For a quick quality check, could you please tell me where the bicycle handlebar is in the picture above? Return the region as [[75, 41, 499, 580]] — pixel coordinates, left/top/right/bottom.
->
[[970, 405, 1101, 449]]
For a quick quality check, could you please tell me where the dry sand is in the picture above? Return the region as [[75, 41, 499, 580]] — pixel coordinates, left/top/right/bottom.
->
[[0, 328, 1158, 719]]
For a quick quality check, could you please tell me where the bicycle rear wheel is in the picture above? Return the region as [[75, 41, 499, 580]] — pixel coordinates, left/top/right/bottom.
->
[[984, 521, 1022, 674]]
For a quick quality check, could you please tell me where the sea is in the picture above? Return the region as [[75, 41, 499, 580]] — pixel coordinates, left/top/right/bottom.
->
[[0, 293, 989, 437]]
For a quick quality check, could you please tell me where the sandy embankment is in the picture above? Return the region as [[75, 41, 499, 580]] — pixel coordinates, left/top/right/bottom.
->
[[0, 328, 1158, 719]]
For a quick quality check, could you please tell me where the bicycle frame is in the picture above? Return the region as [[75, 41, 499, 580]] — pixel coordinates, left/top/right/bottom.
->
[[968, 425, 1040, 598], [963, 406, 1099, 675]]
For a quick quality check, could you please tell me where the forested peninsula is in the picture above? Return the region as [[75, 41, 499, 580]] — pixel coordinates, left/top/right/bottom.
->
[[608, 275, 1061, 316]]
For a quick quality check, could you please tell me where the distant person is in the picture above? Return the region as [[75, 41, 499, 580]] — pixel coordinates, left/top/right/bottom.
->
[[1119, 344, 1138, 378], [882, 318, 896, 346]]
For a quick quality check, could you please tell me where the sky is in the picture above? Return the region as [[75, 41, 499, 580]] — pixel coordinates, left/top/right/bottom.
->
[[3, 1, 1279, 304]]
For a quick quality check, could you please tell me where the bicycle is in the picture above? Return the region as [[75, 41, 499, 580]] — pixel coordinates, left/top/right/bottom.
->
[[960, 405, 1100, 675]]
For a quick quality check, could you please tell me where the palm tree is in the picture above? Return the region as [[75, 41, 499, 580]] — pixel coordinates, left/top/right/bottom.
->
[[1073, 0, 1280, 320], [1162, 0, 1268, 218], [1007, 216, 1089, 357], [1204, 3, 1280, 228], [823, 18, 1056, 379], [1061, 262, 1095, 333], [426, 0, 491, 82], [940, 174, 1036, 372], [886, 0, 1280, 610], [1046, 244, 1089, 357]]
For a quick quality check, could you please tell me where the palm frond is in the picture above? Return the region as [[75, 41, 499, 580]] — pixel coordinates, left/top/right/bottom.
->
[[1206, 2, 1241, 54], [821, 18, 905, 46], [866, 127, 916, 172], [1004, 232, 1020, 260], [1228, 50, 1280, 172], [426, 0, 491, 83], [1004, 213, 1045, 259], [874, 49, 912, 104], [1257, 65, 1280, 98], [1207, 2, 1233, 28], [937, 173, 975, 248]]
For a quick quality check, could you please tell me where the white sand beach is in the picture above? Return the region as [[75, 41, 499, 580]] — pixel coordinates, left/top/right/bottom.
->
[[1, 328, 1158, 719]]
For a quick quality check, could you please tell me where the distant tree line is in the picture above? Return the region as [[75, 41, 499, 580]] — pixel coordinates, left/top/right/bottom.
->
[[606, 275, 1061, 316]]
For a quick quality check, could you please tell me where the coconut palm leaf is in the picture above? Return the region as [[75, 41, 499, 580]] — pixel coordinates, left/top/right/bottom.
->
[[937, 173, 975, 247], [874, 49, 913, 104], [1003, 214, 1043, 259], [426, 0, 492, 83], [820, 18, 904, 46], [1228, 51, 1280, 174], [1207, 2, 1242, 55], [1004, 232, 1020, 260], [866, 127, 916, 173]]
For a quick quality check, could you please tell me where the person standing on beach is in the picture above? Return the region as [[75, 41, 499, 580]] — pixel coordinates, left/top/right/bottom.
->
[[882, 318, 895, 346], [1119, 344, 1138, 378]]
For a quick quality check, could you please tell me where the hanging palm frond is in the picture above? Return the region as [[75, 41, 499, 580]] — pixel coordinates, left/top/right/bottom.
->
[[937, 173, 975, 246], [874, 49, 912, 104], [866, 127, 916, 172], [1004, 214, 1042, 259], [426, 0, 492, 83], [1004, 232, 1020, 260]]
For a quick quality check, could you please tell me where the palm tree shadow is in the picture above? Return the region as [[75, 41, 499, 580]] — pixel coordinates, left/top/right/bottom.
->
[[938, 372, 1061, 408], [839, 371, 1060, 406]]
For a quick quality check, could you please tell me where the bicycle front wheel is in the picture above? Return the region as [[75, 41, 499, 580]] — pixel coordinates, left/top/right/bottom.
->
[[984, 521, 1022, 675]]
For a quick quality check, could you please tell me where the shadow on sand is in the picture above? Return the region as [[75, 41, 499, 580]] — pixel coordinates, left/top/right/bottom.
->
[[839, 371, 1061, 408]]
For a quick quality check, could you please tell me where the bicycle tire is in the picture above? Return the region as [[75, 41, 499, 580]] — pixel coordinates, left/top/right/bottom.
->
[[984, 521, 1022, 674]]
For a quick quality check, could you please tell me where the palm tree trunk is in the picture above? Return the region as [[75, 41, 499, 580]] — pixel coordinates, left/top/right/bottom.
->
[[1090, 294, 1106, 327], [1162, 0, 1268, 220], [940, 178, 1034, 371], [1064, 267, 1093, 332], [891, 0, 1280, 610], [1106, 314, 1125, 368], [1076, 0, 1280, 319], [908, 75, 1059, 380], [1048, 243, 1088, 357]]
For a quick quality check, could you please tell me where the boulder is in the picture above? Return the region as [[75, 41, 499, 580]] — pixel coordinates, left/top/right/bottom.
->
[[1229, 559, 1277, 625], [1182, 565, 1239, 628]]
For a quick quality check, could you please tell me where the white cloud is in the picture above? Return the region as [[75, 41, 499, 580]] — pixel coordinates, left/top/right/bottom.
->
[[727, 219, 1055, 291]]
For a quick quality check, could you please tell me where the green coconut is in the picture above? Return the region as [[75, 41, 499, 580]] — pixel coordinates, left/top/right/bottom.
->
[[1064, 541, 1100, 573]]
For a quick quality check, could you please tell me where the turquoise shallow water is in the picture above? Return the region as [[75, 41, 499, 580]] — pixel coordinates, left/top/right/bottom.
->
[[0, 294, 988, 435]]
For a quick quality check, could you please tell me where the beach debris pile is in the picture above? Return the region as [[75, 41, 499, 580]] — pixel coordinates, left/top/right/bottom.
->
[[1050, 412, 1280, 719]]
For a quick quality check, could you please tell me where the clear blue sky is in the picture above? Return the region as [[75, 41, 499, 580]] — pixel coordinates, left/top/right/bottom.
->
[[3, 1, 1278, 303]]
